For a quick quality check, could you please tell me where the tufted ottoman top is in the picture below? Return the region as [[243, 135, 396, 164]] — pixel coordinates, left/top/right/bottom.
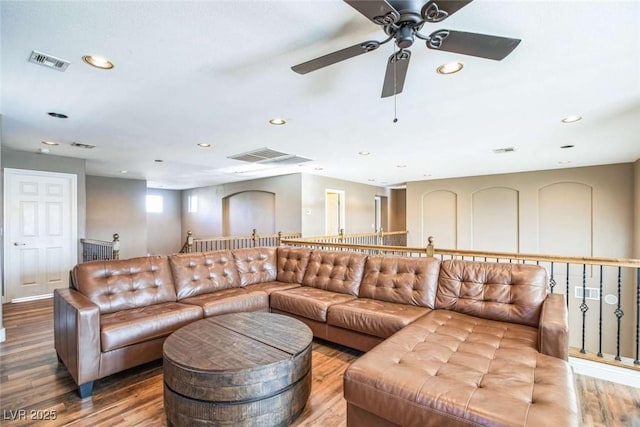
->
[[344, 310, 580, 427]]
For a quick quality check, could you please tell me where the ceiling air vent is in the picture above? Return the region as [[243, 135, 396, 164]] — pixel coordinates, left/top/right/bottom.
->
[[71, 142, 96, 149], [492, 147, 516, 154], [229, 147, 311, 165], [29, 50, 70, 72]]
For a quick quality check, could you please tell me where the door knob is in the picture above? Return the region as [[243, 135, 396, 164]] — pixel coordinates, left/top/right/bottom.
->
[[14, 242, 26, 246]]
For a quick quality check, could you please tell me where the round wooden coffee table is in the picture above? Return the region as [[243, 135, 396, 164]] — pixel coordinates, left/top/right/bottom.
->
[[163, 312, 312, 426]]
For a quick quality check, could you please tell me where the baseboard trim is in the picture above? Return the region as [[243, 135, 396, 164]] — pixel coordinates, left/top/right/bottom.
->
[[570, 356, 640, 388], [11, 293, 53, 303]]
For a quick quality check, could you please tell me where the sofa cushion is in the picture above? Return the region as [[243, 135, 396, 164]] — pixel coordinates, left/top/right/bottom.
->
[[359, 255, 440, 308], [276, 247, 311, 283], [169, 251, 240, 300], [232, 247, 277, 286], [244, 281, 301, 295], [100, 302, 202, 352], [344, 309, 579, 426], [302, 250, 367, 296], [328, 298, 430, 338], [270, 287, 356, 322], [73, 256, 177, 314], [436, 259, 549, 327], [179, 288, 268, 317]]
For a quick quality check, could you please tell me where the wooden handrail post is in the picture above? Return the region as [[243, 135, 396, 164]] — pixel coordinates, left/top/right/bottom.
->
[[377, 227, 384, 245], [339, 228, 345, 242], [112, 233, 120, 260], [252, 229, 257, 247], [186, 230, 193, 253], [426, 236, 434, 257], [277, 231, 282, 246]]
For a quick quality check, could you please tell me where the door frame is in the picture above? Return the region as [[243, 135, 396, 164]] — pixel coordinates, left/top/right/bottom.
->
[[325, 189, 346, 235], [3, 168, 78, 303]]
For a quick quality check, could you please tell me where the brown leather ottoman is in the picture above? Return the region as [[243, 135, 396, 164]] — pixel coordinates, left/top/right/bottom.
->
[[163, 312, 312, 426]]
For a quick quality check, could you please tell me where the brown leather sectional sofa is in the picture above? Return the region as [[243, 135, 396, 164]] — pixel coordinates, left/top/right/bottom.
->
[[54, 246, 579, 426]]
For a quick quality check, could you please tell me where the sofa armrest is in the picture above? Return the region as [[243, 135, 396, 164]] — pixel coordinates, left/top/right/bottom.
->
[[538, 293, 569, 360], [54, 288, 101, 386]]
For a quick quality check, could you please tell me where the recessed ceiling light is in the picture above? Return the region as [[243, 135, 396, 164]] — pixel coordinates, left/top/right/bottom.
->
[[197, 143, 212, 148], [154, 159, 164, 163], [120, 170, 128, 174], [561, 115, 582, 123], [436, 62, 463, 75], [396, 164, 407, 168], [560, 144, 575, 149], [359, 151, 371, 156], [269, 118, 286, 125], [558, 160, 571, 165], [47, 112, 68, 119], [41, 140, 59, 146], [82, 55, 114, 70]]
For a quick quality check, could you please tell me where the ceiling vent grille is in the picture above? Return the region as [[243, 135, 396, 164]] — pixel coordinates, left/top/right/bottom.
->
[[29, 50, 70, 72], [229, 147, 311, 165], [492, 147, 516, 154], [71, 142, 96, 149]]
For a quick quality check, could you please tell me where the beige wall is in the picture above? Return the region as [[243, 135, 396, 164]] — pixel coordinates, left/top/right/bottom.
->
[[407, 163, 634, 257], [86, 175, 147, 259], [389, 188, 407, 231], [147, 188, 182, 255], [300, 174, 388, 236], [182, 174, 302, 239], [407, 163, 636, 356]]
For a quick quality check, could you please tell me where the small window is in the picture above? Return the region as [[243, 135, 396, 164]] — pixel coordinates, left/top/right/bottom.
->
[[188, 195, 198, 213], [146, 194, 163, 213]]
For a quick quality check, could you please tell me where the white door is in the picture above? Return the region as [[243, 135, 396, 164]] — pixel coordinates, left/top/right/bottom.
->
[[4, 169, 77, 302], [325, 190, 345, 235]]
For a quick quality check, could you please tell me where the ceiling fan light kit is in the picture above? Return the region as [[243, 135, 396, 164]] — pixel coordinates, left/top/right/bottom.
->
[[292, 0, 520, 97]]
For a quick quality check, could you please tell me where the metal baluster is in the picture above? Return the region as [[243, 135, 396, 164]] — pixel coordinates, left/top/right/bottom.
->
[[598, 265, 604, 358], [566, 263, 570, 308], [636, 267, 640, 365], [579, 264, 588, 354], [615, 266, 623, 361], [549, 262, 556, 294]]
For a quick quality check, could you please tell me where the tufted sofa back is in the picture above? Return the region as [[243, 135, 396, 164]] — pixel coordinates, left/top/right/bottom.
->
[[72, 256, 176, 314], [169, 251, 240, 300], [276, 247, 311, 283], [302, 250, 367, 296], [436, 259, 549, 327], [359, 256, 441, 307], [232, 247, 277, 286]]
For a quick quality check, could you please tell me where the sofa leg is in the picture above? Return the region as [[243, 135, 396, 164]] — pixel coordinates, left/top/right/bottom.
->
[[78, 381, 94, 398]]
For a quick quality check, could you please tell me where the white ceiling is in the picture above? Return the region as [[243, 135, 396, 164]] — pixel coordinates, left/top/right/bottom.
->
[[1, 0, 639, 190]]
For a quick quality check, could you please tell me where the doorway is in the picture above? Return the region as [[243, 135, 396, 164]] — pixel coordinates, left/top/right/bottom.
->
[[325, 189, 345, 235], [3, 169, 77, 302], [374, 195, 389, 232]]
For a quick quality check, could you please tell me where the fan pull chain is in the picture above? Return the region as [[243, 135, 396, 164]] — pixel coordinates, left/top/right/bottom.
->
[[393, 45, 398, 123]]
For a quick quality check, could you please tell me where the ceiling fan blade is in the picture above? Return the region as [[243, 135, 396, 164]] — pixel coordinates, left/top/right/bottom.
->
[[292, 40, 381, 74], [421, 0, 474, 22], [426, 29, 521, 60], [381, 50, 411, 98], [344, 0, 400, 25]]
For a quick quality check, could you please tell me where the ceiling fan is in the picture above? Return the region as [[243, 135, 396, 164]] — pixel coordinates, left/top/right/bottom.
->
[[291, 0, 521, 98]]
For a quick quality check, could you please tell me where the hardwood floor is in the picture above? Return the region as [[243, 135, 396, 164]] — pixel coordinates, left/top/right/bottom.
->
[[1, 299, 639, 426]]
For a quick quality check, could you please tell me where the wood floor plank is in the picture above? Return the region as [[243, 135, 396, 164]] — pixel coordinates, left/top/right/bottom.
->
[[1, 299, 639, 426]]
